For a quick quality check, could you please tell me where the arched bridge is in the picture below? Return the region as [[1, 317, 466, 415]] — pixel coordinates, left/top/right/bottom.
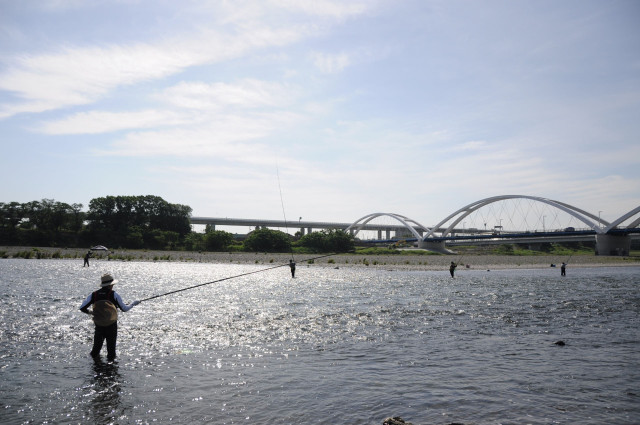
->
[[345, 195, 640, 256], [191, 195, 639, 256]]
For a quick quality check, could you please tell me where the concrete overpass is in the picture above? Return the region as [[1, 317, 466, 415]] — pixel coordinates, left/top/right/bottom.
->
[[189, 216, 418, 237]]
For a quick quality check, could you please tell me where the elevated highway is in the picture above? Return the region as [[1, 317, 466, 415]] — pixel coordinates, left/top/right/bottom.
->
[[189, 216, 414, 235]]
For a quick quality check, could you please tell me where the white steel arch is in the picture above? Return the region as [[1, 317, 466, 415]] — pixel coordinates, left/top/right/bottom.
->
[[605, 205, 640, 232], [346, 213, 430, 240], [421, 195, 609, 242]]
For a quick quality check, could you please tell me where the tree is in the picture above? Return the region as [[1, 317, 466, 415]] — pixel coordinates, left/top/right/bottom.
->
[[184, 232, 205, 251], [87, 195, 192, 248], [243, 228, 291, 252], [324, 229, 355, 253], [0, 202, 23, 244], [299, 229, 354, 253], [204, 230, 234, 251]]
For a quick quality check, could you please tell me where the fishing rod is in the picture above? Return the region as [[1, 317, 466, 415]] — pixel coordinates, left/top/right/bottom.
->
[[138, 253, 337, 303], [276, 163, 295, 263]]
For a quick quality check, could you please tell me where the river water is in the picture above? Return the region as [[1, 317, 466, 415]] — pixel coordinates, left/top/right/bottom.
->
[[1, 259, 638, 424]]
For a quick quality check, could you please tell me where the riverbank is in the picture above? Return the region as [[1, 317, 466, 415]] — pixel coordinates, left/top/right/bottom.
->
[[2, 246, 639, 270]]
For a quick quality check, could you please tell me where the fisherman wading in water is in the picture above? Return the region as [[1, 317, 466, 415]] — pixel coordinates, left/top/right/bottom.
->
[[289, 259, 296, 278], [80, 273, 140, 361], [449, 261, 457, 278]]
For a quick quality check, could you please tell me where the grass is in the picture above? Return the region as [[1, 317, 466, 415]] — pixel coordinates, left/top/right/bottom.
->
[[353, 247, 442, 256]]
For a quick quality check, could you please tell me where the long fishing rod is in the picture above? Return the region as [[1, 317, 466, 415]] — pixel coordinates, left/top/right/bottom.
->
[[138, 253, 337, 303], [276, 163, 295, 263]]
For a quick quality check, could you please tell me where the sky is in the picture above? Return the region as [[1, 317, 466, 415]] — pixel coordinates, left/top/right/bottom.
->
[[1, 0, 639, 230]]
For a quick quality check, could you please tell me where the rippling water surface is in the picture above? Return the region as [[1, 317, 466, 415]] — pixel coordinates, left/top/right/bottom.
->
[[1, 259, 639, 424]]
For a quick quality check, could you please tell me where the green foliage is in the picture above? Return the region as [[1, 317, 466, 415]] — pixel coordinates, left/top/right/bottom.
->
[[487, 243, 595, 256], [353, 247, 441, 256], [243, 228, 291, 252], [87, 195, 192, 248], [204, 230, 234, 251], [1, 199, 84, 246], [298, 229, 354, 253], [183, 232, 205, 251], [1, 195, 195, 250]]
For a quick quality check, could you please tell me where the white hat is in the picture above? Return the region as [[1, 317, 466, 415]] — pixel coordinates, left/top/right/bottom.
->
[[100, 273, 118, 287]]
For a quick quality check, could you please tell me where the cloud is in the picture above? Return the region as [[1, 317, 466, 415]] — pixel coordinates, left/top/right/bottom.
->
[[0, 22, 306, 119], [38, 109, 194, 135], [0, 41, 203, 118], [97, 110, 302, 159], [272, 0, 369, 19], [310, 51, 351, 74], [0, 0, 374, 119], [157, 79, 299, 110], [37, 78, 301, 135]]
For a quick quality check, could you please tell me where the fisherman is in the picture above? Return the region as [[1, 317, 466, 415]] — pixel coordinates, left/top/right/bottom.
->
[[83, 250, 91, 267], [561, 262, 567, 276], [289, 259, 296, 278], [449, 261, 457, 278], [80, 273, 140, 361]]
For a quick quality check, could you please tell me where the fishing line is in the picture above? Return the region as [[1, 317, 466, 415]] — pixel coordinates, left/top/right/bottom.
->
[[276, 163, 295, 262], [138, 253, 337, 303]]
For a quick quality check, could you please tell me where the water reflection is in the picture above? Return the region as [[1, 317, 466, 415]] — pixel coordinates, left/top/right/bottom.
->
[[89, 358, 121, 423]]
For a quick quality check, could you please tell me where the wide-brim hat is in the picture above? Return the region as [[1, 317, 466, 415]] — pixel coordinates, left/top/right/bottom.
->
[[100, 273, 118, 287]]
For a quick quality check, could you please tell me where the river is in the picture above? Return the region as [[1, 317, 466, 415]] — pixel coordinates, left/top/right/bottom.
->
[[1, 259, 638, 424]]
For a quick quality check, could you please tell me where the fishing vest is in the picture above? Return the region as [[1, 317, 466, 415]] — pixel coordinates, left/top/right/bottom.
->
[[92, 289, 118, 327]]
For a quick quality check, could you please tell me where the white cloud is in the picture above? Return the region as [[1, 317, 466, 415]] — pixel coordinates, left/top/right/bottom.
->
[[271, 0, 369, 19], [0, 41, 202, 118], [311, 51, 351, 74], [158, 79, 299, 110], [37, 78, 301, 135], [0, 20, 309, 119], [98, 110, 302, 159], [38, 109, 194, 135]]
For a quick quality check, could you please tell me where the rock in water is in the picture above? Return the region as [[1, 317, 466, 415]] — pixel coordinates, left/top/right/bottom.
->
[[383, 417, 412, 425]]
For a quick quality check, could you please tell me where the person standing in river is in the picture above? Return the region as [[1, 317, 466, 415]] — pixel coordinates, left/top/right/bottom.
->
[[83, 251, 91, 267], [80, 273, 140, 361], [289, 259, 296, 278], [561, 262, 567, 276], [449, 261, 457, 278]]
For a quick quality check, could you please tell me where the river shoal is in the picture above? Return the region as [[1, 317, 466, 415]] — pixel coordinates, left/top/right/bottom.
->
[[2, 246, 638, 271]]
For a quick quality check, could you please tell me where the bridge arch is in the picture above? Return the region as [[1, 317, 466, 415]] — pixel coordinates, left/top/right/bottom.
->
[[421, 195, 608, 242], [605, 206, 640, 232], [346, 213, 430, 241]]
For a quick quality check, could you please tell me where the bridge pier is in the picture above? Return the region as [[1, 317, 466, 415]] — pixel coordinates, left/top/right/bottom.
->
[[595, 234, 630, 256], [418, 240, 455, 254]]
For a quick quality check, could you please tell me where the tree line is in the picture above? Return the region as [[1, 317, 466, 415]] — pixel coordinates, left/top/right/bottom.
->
[[0, 196, 354, 253]]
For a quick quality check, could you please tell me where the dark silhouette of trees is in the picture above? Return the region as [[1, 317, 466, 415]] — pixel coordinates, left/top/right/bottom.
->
[[244, 228, 291, 252], [299, 229, 354, 253], [0, 199, 84, 246], [204, 230, 234, 251], [1, 196, 353, 254], [0, 195, 192, 249], [86, 195, 192, 249]]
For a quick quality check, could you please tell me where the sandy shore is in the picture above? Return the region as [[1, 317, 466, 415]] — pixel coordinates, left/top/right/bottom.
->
[[2, 246, 639, 271]]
